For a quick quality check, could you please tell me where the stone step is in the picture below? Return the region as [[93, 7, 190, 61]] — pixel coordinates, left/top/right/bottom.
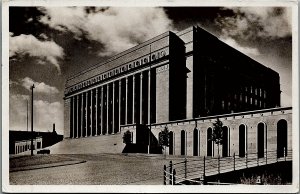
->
[[48, 133, 125, 154]]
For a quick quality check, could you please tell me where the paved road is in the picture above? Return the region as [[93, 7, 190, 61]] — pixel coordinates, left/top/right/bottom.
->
[[10, 153, 182, 185]]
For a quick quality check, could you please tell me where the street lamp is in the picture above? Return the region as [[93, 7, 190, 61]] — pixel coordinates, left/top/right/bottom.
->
[[148, 45, 152, 154], [31, 84, 35, 156]]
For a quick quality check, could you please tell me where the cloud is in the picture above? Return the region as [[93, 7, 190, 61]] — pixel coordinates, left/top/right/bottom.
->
[[38, 7, 173, 56], [21, 77, 59, 94], [9, 94, 64, 135], [9, 33, 64, 73], [220, 37, 260, 56], [33, 100, 64, 134], [217, 7, 292, 39]]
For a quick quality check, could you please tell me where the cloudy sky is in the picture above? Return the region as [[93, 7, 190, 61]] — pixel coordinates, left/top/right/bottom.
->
[[9, 7, 292, 135]]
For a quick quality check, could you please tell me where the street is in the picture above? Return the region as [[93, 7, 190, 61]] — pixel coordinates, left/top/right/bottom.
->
[[10, 153, 180, 185]]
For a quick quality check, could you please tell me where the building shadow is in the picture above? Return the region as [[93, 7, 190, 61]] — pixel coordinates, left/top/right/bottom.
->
[[122, 124, 162, 154]]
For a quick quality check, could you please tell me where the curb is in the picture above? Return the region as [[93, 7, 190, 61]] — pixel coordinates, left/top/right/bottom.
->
[[10, 160, 86, 172]]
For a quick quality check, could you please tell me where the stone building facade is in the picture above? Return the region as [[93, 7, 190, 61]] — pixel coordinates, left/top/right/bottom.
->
[[122, 107, 291, 157], [64, 25, 282, 142]]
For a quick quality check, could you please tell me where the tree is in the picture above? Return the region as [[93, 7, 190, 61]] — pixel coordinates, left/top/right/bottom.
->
[[159, 126, 169, 157], [211, 118, 224, 157], [123, 130, 132, 144]]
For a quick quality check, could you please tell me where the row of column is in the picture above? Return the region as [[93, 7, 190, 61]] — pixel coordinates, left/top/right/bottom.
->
[[70, 69, 156, 138]]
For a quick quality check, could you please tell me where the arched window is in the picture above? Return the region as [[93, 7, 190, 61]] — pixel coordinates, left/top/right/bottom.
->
[[239, 124, 247, 157], [169, 131, 174, 155], [222, 126, 229, 157], [181, 130, 186, 156], [257, 123, 266, 158], [207, 128, 213, 157], [193, 128, 199, 156], [277, 119, 288, 158]]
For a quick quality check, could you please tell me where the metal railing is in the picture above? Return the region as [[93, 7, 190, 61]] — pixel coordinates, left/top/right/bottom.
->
[[163, 148, 292, 185]]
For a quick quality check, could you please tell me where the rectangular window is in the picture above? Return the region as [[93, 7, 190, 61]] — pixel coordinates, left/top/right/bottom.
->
[[250, 97, 252, 104], [245, 95, 248, 103], [259, 88, 262, 97], [259, 100, 262, 107], [255, 99, 257, 106]]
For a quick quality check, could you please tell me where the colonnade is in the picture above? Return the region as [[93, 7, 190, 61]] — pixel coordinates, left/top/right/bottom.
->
[[70, 69, 156, 138]]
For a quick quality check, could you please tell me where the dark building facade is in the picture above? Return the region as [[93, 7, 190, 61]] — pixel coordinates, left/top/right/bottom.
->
[[64, 26, 281, 139]]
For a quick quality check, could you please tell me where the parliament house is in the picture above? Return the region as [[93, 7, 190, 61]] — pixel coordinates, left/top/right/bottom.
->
[[63, 26, 290, 157]]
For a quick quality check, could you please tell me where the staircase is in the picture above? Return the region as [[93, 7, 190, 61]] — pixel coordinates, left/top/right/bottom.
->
[[48, 133, 125, 154]]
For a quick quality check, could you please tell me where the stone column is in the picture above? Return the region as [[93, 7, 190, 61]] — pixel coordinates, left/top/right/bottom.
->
[[118, 80, 121, 133], [90, 90, 93, 136], [107, 84, 109, 135], [72, 96, 75, 138], [112, 82, 115, 134], [140, 72, 143, 123], [148, 70, 151, 124], [125, 77, 128, 124], [85, 92, 88, 137], [76, 95, 79, 138], [101, 86, 104, 135], [132, 75, 135, 124], [81, 93, 83, 137], [95, 88, 98, 136]]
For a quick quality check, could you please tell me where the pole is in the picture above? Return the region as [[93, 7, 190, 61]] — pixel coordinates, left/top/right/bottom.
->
[[31, 84, 35, 156], [27, 100, 28, 132], [148, 45, 152, 154], [26, 100, 28, 152]]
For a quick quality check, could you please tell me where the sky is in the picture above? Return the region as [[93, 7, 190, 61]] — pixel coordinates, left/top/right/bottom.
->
[[8, 7, 292, 135]]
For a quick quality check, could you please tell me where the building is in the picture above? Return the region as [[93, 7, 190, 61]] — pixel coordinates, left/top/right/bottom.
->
[[64, 25, 281, 140], [9, 124, 63, 155], [121, 107, 291, 158]]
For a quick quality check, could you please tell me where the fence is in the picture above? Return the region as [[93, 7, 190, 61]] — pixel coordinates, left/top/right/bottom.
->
[[163, 148, 292, 185]]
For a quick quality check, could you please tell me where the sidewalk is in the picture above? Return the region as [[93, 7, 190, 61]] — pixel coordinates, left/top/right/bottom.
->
[[10, 154, 86, 172]]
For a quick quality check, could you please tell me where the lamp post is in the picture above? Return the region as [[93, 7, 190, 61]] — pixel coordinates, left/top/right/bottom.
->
[[31, 84, 35, 156], [148, 45, 152, 154]]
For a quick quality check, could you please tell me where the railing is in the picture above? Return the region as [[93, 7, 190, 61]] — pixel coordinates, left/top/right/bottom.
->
[[163, 148, 292, 185]]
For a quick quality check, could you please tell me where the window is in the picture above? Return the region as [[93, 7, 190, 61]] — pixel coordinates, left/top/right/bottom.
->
[[264, 90, 267, 99], [250, 97, 252, 105], [255, 99, 258, 106], [245, 95, 248, 103], [259, 88, 262, 97], [259, 100, 262, 107], [255, 88, 257, 95], [222, 100, 225, 109]]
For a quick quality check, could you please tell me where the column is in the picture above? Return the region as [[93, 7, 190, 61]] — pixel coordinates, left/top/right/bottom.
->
[[101, 86, 104, 135], [112, 82, 115, 134], [107, 84, 109, 135], [118, 80, 121, 133], [132, 75, 135, 124], [125, 77, 128, 124], [140, 72, 143, 123], [72, 96, 75, 138], [85, 92, 88, 137], [90, 90, 93, 136], [76, 95, 79, 138], [81, 93, 83, 137], [148, 70, 151, 124], [95, 88, 98, 136]]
